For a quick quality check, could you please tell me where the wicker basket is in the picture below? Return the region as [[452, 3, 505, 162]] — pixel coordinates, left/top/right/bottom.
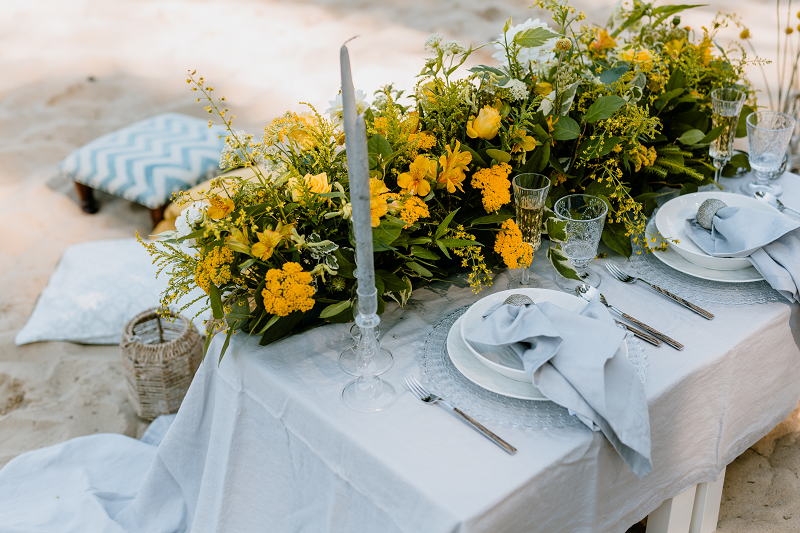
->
[[120, 308, 203, 420]]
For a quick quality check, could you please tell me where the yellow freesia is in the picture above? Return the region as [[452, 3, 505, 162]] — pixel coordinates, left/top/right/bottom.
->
[[437, 141, 472, 193], [397, 155, 434, 197], [466, 106, 501, 140]]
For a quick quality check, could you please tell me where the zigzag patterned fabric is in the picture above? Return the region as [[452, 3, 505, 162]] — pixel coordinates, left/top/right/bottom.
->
[[60, 113, 226, 209]]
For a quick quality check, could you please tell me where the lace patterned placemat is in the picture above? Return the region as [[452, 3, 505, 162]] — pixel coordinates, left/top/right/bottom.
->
[[420, 306, 647, 430], [628, 218, 782, 307]]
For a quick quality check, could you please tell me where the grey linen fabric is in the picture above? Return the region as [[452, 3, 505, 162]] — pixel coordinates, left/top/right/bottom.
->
[[685, 207, 800, 302], [465, 299, 652, 478]]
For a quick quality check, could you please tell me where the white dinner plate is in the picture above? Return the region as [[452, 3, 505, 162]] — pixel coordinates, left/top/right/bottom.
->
[[458, 288, 628, 383], [655, 191, 780, 271], [447, 314, 548, 400], [646, 218, 764, 282]]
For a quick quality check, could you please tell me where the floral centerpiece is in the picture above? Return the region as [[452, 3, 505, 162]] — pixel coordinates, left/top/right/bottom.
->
[[141, 0, 757, 359]]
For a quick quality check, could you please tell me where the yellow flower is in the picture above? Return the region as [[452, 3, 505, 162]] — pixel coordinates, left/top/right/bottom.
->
[[369, 178, 391, 227], [619, 48, 654, 72], [466, 106, 502, 140], [288, 172, 331, 202], [664, 39, 685, 58], [787, 27, 795, 35], [591, 28, 617, 51], [207, 195, 235, 219], [399, 195, 430, 228], [397, 156, 434, 196], [494, 219, 532, 270], [261, 262, 315, 317], [739, 29, 750, 40], [401, 111, 420, 134], [533, 82, 552, 96], [251, 230, 283, 261], [194, 246, 235, 293], [437, 141, 472, 193], [471, 163, 512, 213], [289, 112, 320, 150]]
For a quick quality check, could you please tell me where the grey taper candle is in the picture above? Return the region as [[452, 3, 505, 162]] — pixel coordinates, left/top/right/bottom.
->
[[340, 44, 376, 313]]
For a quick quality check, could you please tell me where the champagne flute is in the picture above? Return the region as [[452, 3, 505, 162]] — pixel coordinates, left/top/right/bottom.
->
[[507, 173, 550, 289], [709, 88, 745, 189]]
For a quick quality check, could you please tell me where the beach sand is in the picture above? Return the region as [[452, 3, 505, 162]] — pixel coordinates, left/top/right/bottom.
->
[[1, 1, 798, 531]]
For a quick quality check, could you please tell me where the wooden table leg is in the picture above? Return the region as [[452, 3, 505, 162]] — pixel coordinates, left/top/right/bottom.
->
[[689, 467, 726, 533], [646, 485, 698, 533], [74, 181, 99, 214]]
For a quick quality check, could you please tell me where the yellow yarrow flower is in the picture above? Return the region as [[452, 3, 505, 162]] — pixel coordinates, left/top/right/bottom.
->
[[261, 262, 315, 317], [471, 163, 512, 213], [494, 219, 532, 270], [399, 195, 430, 228], [194, 246, 235, 293]]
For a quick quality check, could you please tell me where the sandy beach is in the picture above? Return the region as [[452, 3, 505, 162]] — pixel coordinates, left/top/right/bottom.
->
[[1, 0, 799, 531]]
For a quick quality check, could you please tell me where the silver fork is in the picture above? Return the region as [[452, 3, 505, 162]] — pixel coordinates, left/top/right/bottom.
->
[[605, 261, 714, 320], [403, 376, 517, 455]]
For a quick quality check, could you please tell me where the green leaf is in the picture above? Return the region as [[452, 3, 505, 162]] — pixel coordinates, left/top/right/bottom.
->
[[584, 95, 627, 123], [435, 239, 451, 259], [368, 133, 393, 161], [435, 207, 460, 240], [406, 261, 433, 278], [253, 314, 280, 336], [551, 116, 581, 140], [410, 245, 440, 260], [219, 326, 234, 365], [652, 4, 705, 26], [373, 218, 403, 252], [209, 284, 224, 320], [546, 245, 581, 280], [485, 148, 512, 163], [524, 141, 550, 173], [680, 182, 699, 195], [259, 312, 304, 346], [699, 125, 724, 144], [376, 270, 409, 292], [470, 213, 513, 225], [238, 258, 257, 272], [545, 217, 568, 242], [599, 65, 629, 85], [386, 275, 413, 307], [735, 105, 754, 137], [666, 68, 685, 92], [503, 16, 512, 34], [318, 191, 345, 198], [320, 300, 351, 319], [437, 238, 482, 248], [601, 222, 633, 258], [514, 27, 560, 48], [678, 129, 705, 145]]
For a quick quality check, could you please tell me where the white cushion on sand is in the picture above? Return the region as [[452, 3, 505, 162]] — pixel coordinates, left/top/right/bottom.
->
[[15, 239, 210, 345]]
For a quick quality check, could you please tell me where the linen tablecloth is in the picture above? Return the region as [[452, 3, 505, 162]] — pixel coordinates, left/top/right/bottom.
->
[[3, 173, 800, 533]]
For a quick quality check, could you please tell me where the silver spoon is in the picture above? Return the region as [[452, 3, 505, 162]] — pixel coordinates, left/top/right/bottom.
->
[[754, 190, 800, 216], [575, 284, 684, 350]]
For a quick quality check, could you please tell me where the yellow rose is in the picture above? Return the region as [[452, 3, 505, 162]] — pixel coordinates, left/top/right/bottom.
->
[[533, 82, 553, 96], [466, 106, 502, 141], [619, 48, 654, 72], [289, 172, 331, 202], [401, 111, 420, 134], [289, 113, 320, 151]]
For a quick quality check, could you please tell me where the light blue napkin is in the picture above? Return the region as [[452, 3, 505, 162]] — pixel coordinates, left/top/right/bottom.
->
[[685, 207, 800, 303], [466, 299, 652, 479]]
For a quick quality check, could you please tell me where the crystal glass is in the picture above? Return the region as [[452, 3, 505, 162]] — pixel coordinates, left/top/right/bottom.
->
[[743, 111, 796, 197], [553, 194, 608, 292], [507, 173, 551, 289], [341, 286, 395, 412], [709, 88, 745, 189], [338, 323, 393, 376]]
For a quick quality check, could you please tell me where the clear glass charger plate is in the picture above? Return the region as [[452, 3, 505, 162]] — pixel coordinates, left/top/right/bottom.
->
[[421, 306, 647, 430]]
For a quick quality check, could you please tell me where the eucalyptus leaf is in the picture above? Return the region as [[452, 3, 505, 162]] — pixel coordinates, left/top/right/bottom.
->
[[320, 300, 351, 319], [678, 129, 705, 145], [584, 95, 627, 123], [551, 116, 581, 140]]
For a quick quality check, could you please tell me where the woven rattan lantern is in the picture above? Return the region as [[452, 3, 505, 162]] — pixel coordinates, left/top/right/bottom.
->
[[121, 308, 203, 420]]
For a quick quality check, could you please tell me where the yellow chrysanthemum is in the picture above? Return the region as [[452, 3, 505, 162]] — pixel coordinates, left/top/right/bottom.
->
[[261, 262, 315, 317], [437, 141, 472, 193], [494, 219, 532, 270], [471, 163, 512, 213]]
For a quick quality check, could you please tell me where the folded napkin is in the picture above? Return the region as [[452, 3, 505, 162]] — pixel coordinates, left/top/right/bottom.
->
[[685, 207, 800, 303], [466, 299, 652, 478]]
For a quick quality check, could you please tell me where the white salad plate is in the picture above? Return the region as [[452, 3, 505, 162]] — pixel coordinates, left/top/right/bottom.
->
[[447, 314, 548, 400], [646, 218, 764, 283], [457, 288, 627, 385], [655, 191, 780, 271]]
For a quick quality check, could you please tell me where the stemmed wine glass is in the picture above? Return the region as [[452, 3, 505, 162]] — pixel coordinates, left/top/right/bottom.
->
[[742, 111, 796, 197], [553, 194, 608, 292], [709, 88, 745, 189], [507, 173, 551, 289]]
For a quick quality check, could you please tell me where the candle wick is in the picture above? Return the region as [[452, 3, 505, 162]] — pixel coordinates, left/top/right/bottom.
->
[[343, 35, 360, 46]]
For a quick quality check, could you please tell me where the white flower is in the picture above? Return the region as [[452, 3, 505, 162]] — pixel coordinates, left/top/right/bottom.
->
[[424, 33, 444, 50], [176, 201, 207, 242], [493, 18, 557, 74], [441, 40, 466, 55], [504, 79, 528, 101], [325, 89, 370, 126]]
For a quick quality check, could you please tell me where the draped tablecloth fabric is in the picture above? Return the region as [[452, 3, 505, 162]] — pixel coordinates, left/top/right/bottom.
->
[[2, 173, 800, 533]]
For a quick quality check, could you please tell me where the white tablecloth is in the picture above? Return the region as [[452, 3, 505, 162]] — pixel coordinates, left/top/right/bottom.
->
[[2, 173, 800, 533]]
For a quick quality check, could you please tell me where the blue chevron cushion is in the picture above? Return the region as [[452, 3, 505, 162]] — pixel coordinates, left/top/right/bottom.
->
[[59, 113, 226, 209]]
